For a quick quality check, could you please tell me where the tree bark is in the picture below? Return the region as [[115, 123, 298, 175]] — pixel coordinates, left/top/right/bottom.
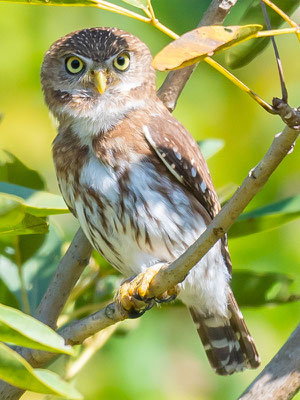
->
[[239, 324, 300, 400]]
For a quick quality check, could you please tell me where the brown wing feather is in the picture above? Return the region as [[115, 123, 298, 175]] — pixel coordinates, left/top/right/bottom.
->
[[144, 109, 220, 219], [143, 107, 232, 273]]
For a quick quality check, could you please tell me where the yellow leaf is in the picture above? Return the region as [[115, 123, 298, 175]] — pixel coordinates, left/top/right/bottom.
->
[[153, 25, 263, 71]]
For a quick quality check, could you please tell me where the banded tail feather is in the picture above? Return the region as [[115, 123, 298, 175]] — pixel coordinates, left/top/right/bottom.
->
[[190, 292, 260, 375]]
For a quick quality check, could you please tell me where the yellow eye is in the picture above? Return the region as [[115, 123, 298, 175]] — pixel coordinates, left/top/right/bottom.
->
[[65, 56, 85, 74], [113, 53, 130, 71]]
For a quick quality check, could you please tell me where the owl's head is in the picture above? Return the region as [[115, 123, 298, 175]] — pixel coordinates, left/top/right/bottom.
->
[[41, 27, 156, 122]]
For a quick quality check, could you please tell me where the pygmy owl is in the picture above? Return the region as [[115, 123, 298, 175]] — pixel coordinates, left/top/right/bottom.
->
[[41, 27, 260, 375]]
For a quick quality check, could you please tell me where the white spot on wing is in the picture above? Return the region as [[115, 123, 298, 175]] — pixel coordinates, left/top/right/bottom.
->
[[211, 338, 229, 349], [200, 181, 207, 192]]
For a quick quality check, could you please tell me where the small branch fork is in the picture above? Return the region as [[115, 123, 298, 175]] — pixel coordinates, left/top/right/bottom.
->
[[0, 1, 299, 400]]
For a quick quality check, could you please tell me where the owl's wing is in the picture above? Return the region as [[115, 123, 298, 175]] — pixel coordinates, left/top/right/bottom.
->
[[143, 108, 232, 273]]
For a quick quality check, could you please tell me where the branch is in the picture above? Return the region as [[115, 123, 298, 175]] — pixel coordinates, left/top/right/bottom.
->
[[57, 106, 300, 346], [157, 0, 238, 111], [239, 323, 300, 400], [34, 228, 93, 329]]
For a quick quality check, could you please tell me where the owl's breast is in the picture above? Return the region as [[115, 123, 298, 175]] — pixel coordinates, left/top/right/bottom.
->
[[59, 152, 208, 276]]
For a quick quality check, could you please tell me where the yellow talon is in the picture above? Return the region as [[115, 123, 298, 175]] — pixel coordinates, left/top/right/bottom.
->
[[115, 265, 179, 317]]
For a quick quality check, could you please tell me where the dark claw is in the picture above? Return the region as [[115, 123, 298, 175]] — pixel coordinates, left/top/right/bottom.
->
[[155, 294, 177, 304], [127, 300, 154, 319], [132, 292, 154, 303]]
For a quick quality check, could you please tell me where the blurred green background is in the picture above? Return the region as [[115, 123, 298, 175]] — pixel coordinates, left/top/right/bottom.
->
[[0, 0, 299, 399]]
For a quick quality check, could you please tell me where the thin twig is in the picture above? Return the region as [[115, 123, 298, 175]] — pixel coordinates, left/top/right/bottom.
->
[[261, 0, 288, 102], [262, 0, 300, 42]]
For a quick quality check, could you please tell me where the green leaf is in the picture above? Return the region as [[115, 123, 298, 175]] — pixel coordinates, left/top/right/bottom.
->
[[0, 279, 19, 308], [0, 182, 69, 216], [225, 0, 300, 69], [153, 24, 263, 71], [0, 343, 82, 398], [0, 192, 48, 236], [197, 138, 225, 160], [0, 225, 63, 310], [229, 194, 300, 238], [0, 303, 73, 354], [121, 0, 147, 9], [0, 151, 45, 190], [231, 270, 299, 307], [0, 193, 26, 229], [0, 213, 48, 236], [0, 156, 53, 235]]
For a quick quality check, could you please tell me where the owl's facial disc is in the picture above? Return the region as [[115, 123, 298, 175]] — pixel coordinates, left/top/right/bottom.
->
[[41, 28, 156, 122]]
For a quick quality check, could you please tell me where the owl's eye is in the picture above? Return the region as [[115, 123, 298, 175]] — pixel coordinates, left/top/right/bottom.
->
[[113, 53, 130, 71], [65, 56, 85, 74]]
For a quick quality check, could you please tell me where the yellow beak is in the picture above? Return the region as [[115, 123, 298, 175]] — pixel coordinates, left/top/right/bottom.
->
[[93, 70, 107, 94]]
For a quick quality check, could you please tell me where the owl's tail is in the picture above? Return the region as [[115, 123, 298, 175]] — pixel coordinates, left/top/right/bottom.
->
[[189, 292, 260, 375]]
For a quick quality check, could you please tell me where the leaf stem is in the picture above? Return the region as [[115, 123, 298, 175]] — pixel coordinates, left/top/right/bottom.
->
[[145, 0, 155, 21], [152, 20, 179, 39], [14, 237, 31, 315], [204, 57, 276, 113], [256, 27, 299, 38], [262, 0, 300, 42], [6, 0, 151, 23], [93, 0, 149, 22]]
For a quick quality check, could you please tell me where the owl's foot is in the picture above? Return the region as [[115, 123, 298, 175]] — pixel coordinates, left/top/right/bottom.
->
[[115, 274, 155, 319], [115, 265, 179, 318], [130, 265, 180, 304]]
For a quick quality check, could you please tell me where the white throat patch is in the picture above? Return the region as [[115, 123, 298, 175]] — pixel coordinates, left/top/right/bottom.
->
[[69, 97, 145, 143]]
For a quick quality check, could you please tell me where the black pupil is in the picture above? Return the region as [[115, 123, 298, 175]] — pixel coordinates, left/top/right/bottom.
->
[[71, 59, 80, 70], [117, 56, 125, 66]]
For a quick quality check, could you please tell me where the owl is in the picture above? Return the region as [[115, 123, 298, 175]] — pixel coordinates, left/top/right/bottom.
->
[[41, 27, 260, 375]]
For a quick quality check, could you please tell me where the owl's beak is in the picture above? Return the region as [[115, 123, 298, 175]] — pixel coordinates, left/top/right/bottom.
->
[[93, 70, 107, 94]]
